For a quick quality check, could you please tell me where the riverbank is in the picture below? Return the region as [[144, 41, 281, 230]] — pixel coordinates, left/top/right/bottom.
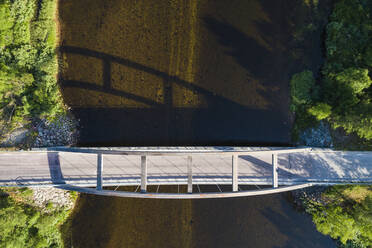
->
[[0, 0, 78, 149], [292, 185, 372, 248], [290, 0, 372, 247], [291, 0, 372, 150], [0, 186, 77, 247], [0, 1, 78, 246]]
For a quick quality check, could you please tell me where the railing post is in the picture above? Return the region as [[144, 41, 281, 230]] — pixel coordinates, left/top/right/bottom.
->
[[232, 154, 238, 192], [97, 153, 103, 190], [141, 156, 147, 192], [272, 153, 278, 188], [187, 156, 192, 193]]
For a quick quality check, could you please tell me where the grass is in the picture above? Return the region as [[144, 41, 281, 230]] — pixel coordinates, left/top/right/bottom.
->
[[341, 185, 371, 203]]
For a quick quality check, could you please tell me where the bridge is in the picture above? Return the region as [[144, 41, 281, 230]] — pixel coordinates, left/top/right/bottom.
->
[[0, 147, 371, 199]]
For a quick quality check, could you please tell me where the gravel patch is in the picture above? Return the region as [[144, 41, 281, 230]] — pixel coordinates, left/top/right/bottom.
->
[[34, 114, 78, 147], [31, 114, 79, 210], [298, 121, 333, 147], [291, 186, 328, 209], [32, 187, 75, 210]]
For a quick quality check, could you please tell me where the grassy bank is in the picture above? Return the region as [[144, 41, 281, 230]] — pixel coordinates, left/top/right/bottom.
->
[[290, 0, 372, 149], [0, 0, 64, 144], [0, 187, 76, 248]]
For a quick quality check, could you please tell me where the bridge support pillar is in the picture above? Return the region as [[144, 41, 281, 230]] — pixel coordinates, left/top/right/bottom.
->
[[272, 153, 278, 188], [96, 153, 103, 190], [141, 156, 147, 192], [232, 155, 238, 192], [187, 156, 192, 193]]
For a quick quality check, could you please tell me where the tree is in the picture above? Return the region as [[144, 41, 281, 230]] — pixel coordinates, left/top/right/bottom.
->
[[308, 103, 332, 120], [290, 70, 316, 111]]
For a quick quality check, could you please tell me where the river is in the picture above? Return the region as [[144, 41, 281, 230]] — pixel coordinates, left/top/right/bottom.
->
[[58, 0, 325, 146], [58, 0, 334, 247], [65, 187, 335, 248]]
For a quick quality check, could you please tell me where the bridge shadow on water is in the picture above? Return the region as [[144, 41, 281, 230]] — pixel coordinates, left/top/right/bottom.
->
[[56, 0, 327, 147], [59, 45, 291, 146]]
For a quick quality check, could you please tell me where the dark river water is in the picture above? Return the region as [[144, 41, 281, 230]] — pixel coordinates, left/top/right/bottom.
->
[[58, 0, 334, 247], [58, 0, 324, 146], [66, 188, 335, 248]]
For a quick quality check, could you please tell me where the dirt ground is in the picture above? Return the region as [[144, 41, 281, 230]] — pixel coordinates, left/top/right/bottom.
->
[[58, 0, 328, 146]]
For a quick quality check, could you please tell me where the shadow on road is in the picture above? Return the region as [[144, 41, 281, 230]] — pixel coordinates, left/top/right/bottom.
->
[[47, 152, 66, 184]]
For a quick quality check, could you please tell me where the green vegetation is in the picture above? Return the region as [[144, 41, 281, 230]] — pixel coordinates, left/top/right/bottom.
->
[[291, 0, 372, 142], [0, 187, 72, 248], [290, 70, 317, 112], [0, 0, 64, 139], [308, 103, 332, 120], [290, 2, 372, 246], [290, 70, 319, 138], [303, 186, 372, 248]]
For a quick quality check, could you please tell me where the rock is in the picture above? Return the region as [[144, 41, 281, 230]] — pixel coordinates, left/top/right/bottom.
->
[[33, 114, 78, 148], [298, 121, 333, 148], [1, 128, 29, 147], [32, 187, 75, 210]]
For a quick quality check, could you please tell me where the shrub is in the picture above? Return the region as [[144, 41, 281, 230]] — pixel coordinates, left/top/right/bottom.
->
[[0, 1, 13, 48], [0, 0, 64, 135], [314, 0, 372, 140], [290, 70, 316, 111], [308, 103, 332, 120], [0, 189, 70, 248], [335, 68, 371, 95], [305, 185, 372, 247]]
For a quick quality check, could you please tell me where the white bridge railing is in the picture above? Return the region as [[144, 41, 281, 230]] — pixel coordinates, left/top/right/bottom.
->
[[51, 147, 315, 199]]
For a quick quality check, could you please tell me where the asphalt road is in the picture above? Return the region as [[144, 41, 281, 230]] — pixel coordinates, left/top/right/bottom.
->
[[0, 148, 371, 187]]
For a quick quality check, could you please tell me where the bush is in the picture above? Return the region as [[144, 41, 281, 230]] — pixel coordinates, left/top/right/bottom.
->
[[305, 185, 372, 247], [0, 0, 64, 136], [0, 189, 70, 248], [314, 0, 372, 140], [335, 68, 371, 95], [290, 70, 316, 112], [308, 103, 332, 120]]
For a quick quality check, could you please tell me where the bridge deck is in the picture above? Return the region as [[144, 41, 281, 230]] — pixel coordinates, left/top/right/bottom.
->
[[0, 147, 371, 188]]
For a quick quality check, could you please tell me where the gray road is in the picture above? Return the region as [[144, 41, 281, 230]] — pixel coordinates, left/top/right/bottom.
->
[[0, 147, 371, 188]]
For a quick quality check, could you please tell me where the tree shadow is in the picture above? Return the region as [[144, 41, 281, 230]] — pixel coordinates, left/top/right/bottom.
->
[[200, 0, 331, 115], [202, 16, 274, 83], [240, 155, 305, 180], [260, 200, 336, 248]]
